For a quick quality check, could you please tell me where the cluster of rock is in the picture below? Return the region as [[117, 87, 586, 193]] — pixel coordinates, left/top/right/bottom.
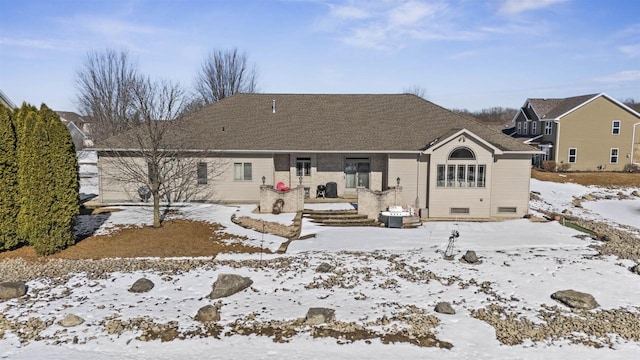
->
[[472, 302, 640, 347]]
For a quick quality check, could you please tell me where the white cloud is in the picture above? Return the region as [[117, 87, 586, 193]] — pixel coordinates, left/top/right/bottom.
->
[[318, 1, 480, 50], [81, 18, 163, 37], [498, 0, 568, 15], [329, 4, 370, 19], [0, 37, 59, 50], [619, 44, 640, 58], [388, 1, 440, 27], [594, 70, 640, 83]]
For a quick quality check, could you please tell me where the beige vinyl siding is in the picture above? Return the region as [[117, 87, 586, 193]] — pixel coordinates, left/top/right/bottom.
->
[[215, 154, 274, 202], [490, 154, 531, 217], [98, 156, 148, 202], [557, 96, 639, 171], [427, 136, 493, 218], [387, 153, 427, 207], [98, 153, 274, 203]]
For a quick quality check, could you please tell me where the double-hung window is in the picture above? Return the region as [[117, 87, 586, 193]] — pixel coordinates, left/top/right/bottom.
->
[[610, 148, 619, 164], [531, 121, 537, 134], [517, 122, 522, 134], [568, 148, 577, 163], [296, 158, 311, 176], [234, 162, 252, 181], [544, 121, 552, 135], [612, 121, 620, 135], [523, 121, 528, 135], [197, 162, 207, 184]]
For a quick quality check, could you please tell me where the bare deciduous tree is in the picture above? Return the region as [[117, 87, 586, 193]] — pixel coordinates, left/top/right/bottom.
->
[[100, 77, 223, 227], [403, 85, 427, 99], [75, 49, 139, 142], [194, 48, 258, 106]]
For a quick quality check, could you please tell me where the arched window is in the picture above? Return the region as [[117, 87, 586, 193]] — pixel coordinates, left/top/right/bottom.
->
[[448, 147, 475, 160]]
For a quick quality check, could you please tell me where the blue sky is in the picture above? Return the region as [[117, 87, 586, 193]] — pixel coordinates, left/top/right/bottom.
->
[[1, 0, 638, 112]]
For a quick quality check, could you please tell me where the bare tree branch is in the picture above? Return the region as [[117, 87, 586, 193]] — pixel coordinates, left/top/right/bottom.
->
[[194, 48, 258, 106], [100, 76, 223, 227], [403, 85, 427, 99], [75, 49, 139, 142]]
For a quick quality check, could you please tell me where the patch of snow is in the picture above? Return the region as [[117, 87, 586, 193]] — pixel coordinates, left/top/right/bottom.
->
[[4, 179, 640, 359]]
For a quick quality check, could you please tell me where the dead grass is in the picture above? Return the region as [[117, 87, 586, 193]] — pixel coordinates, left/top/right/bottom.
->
[[531, 169, 640, 187], [0, 219, 268, 261]]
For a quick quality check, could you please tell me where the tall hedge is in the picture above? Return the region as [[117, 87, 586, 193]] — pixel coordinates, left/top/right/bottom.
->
[[0, 105, 19, 250], [14, 104, 79, 255], [15, 104, 50, 251], [40, 105, 79, 253]]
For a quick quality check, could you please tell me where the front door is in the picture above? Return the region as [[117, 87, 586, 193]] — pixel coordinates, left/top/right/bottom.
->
[[345, 159, 370, 190]]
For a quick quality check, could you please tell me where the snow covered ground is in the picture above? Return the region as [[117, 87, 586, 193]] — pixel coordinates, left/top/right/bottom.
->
[[1, 179, 639, 359]]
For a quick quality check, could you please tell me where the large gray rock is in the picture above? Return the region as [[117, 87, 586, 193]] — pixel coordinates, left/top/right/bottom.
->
[[208, 274, 253, 299], [462, 250, 479, 264], [630, 264, 640, 275], [0, 281, 27, 300], [434, 302, 455, 315], [128, 278, 155, 293], [305, 307, 335, 325], [194, 305, 220, 323], [551, 289, 599, 310], [316, 263, 333, 273], [58, 313, 85, 327]]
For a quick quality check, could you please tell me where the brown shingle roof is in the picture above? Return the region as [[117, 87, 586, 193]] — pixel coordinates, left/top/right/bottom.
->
[[527, 94, 598, 120], [106, 94, 537, 153]]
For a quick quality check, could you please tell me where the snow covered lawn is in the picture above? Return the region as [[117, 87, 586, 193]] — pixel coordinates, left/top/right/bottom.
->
[[1, 180, 639, 359]]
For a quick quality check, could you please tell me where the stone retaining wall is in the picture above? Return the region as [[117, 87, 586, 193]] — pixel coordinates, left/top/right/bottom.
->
[[357, 186, 403, 220], [259, 185, 304, 213]]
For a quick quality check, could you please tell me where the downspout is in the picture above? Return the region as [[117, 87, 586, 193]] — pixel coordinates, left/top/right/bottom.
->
[[554, 120, 561, 163], [415, 154, 420, 210], [632, 122, 640, 166]]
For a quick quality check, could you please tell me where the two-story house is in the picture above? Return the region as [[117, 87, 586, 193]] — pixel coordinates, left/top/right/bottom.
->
[[513, 93, 640, 171]]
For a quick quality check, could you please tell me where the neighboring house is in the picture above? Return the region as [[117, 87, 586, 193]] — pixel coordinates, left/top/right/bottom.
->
[[0, 89, 17, 109], [512, 93, 640, 171], [97, 94, 540, 219], [56, 111, 93, 150]]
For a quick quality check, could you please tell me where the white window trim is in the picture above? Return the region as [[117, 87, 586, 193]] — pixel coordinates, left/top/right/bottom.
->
[[544, 121, 552, 135], [568, 148, 577, 163], [610, 148, 619, 164], [612, 120, 621, 135], [233, 162, 252, 181], [517, 122, 522, 134], [523, 121, 528, 135]]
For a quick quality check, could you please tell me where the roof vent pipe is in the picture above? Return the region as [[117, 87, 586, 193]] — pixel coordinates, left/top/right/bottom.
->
[[272, 99, 276, 113]]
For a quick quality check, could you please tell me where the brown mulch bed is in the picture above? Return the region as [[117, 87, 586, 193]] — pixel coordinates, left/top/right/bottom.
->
[[0, 219, 268, 261], [531, 169, 640, 187]]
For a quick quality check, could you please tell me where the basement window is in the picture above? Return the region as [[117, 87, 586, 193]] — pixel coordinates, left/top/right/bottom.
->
[[497, 207, 517, 213], [450, 207, 470, 215]]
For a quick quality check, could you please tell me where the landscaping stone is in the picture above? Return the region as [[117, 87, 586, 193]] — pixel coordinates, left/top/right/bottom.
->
[[316, 263, 333, 273], [0, 281, 27, 300], [630, 264, 640, 275], [305, 307, 335, 325], [208, 274, 253, 299], [551, 289, 599, 310], [434, 302, 455, 315], [128, 278, 155, 293], [582, 194, 595, 201], [58, 313, 85, 327], [631, 190, 640, 197], [461, 250, 479, 264], [194, 305, 220, 323]]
